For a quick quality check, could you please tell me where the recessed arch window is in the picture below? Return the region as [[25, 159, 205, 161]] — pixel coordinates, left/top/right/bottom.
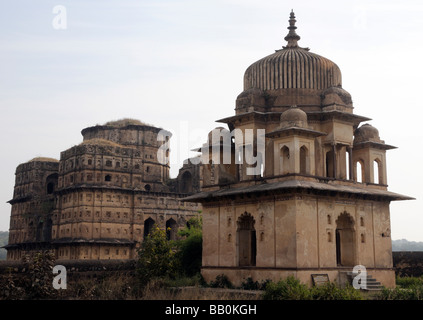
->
[[326, 150, 334, 178], [300, 145, 309, 174], [47, 182, 54, 194], [181, 171, 193, 193], [280, 146, 290, 174], [356, 160, 364, 183], [373, 159, 382, 184]]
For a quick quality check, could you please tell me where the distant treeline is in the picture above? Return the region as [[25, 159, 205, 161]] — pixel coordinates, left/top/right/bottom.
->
[[392, 239, 423, 252], [0, 231, 8, 260]]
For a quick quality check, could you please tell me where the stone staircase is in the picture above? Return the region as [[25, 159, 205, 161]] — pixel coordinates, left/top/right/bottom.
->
[[345, 272, 383, 291]]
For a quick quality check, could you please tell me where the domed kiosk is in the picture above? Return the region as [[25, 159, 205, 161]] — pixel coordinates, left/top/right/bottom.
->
[[235, 11, 350, 115], [185, 11, 413, 289], [243, 11, 342, 92]]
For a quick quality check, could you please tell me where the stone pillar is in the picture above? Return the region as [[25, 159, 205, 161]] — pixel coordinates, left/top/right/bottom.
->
[[332, 144, 337, 179], [347, 146, 353, 181]]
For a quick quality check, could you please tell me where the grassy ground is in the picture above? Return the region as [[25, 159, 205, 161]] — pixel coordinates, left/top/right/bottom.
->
[[56, 275, 259, 300]]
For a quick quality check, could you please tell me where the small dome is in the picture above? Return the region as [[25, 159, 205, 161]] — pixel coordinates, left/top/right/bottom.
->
[[104, 118, 152, 127], [280, 106, 307, 128], [29, 157, 59, 163], [321, 86, 352, 107], [207, 127, 230, 145], [236, 87, 263, 100], [354, 124, 381, 143]]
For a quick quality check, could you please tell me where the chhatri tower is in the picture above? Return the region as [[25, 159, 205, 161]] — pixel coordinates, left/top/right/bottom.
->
[[186, 11, 413, 288]]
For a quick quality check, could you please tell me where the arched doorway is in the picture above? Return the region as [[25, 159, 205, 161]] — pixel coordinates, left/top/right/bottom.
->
[[46, 173, 58, 195], [237, 212, 256, 267], [143, 218, 155, 239], [335, 212, 355, 266], [166, 218, 178, 240]]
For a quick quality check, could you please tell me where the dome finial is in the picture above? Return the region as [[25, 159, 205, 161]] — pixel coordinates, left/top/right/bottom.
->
[[284, 10, 301, 48]]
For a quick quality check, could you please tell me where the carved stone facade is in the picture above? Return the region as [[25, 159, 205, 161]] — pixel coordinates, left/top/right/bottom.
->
[[184, 12, 413, 288], [6, 119, 200, 261]]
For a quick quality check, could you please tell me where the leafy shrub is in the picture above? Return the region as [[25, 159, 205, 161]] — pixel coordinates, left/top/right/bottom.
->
[[175, 217, 202, 277], [209, 274, 234, 289], [136, 225, 178, 287], [0, 272, 25, 300], [263, 277, 363, 300], [396, 276, 423, 289], [0, 250, 57, 300], [377, 285, 423, 300], [310, 282, 362, 300], [21, 250, 57, 299], [262, 276, 310, 300], [240, 277, 270, 290], [374, 276, 423, 300]]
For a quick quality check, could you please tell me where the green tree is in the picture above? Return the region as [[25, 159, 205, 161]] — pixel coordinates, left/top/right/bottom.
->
[[21, 250, 57, 299], [136, 225, 177, 286], [176, 217, 202, 277]]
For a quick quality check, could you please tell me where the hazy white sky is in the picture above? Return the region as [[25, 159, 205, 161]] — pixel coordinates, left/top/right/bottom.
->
[[0, 0, 422, 241]]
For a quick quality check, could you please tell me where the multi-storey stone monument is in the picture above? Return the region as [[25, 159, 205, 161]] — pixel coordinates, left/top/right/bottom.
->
[[6, 119, 200, 261], [184, 11, 413, 288]]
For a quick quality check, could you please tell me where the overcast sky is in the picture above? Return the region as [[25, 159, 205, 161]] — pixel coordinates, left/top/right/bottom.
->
[[0, 0, 422, 241]]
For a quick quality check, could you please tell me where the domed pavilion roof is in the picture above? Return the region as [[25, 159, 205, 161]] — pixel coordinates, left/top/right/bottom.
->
[[243, 11, 342, 92]]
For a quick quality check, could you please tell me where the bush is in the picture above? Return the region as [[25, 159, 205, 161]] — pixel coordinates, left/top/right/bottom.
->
[[0, 250, 57, 300], [396, 276, 423, 289], [21, 250, 57, 299], [209, 274, 234, 289], [310, 282, 362, 300], [376, 285, 423, 300], [374, 276, 423, 300], [175, 217, 202, 277], [262, 276, 310, 300], [0, 272, 25, 300], [262, 277, 363, 300], [240, 277, 270, 291]]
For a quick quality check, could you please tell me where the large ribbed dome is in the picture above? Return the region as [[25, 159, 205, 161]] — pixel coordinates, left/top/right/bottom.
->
[[243, 11, 342, 91]]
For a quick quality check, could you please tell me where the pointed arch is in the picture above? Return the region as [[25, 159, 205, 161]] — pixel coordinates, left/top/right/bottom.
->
[[181, 170, 193, 193], [373, 158, 382, 184], [143, 218, 155, 239], [356, 160, 364, 183], [166, 218, 178, 240], [335, 212, 355, 266], [300, 145, 309, 174], [236, 212, 256, 267], [280, 146, 290, 174]]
